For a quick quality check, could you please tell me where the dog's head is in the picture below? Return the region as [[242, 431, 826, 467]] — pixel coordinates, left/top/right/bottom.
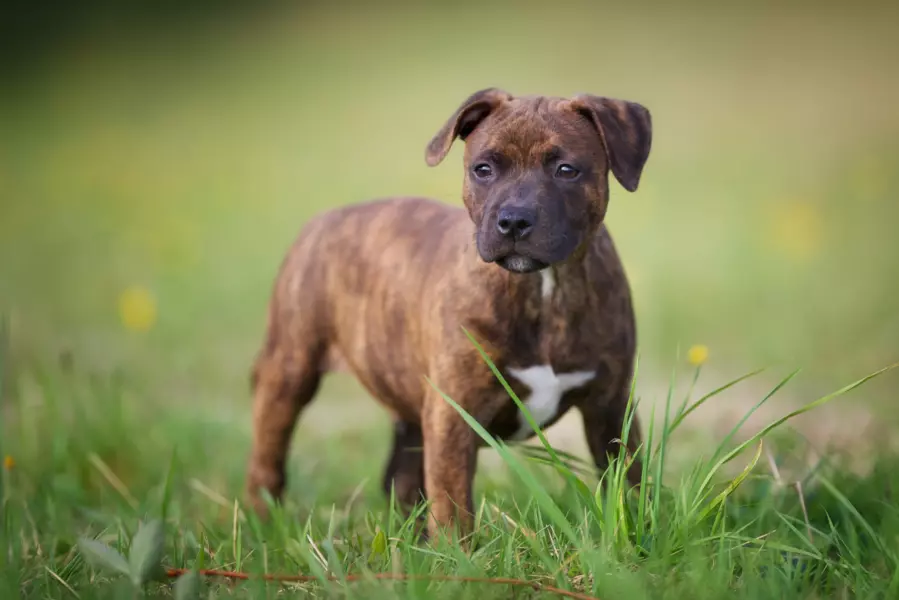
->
[[425, 89, 652, 274]]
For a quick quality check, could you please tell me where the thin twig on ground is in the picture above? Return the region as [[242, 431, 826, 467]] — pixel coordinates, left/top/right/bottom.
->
[[165, 567, 600, 600]]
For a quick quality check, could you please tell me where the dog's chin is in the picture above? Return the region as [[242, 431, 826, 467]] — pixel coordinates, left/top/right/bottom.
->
[[496, 254, 548, 274]]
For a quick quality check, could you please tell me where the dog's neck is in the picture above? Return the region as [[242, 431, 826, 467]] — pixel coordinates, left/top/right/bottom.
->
[[463, 232, 601, 366], [492, 241, 596, 320], [534, 254, 591, 307], [510, 251, 596, 364]]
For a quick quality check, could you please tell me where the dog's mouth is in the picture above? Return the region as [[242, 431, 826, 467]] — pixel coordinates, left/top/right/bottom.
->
[[496, 253, 548, 274]]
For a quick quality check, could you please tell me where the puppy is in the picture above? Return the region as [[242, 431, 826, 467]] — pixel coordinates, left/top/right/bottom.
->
[[246, 88, 651, 540]]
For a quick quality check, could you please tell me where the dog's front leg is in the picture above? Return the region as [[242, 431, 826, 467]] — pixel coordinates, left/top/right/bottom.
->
[[421, 389, 478, 542], [580, 385, 644, 488]]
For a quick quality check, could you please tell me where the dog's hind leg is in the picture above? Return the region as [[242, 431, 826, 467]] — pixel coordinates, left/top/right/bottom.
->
[[382, 419, 426, 514], [245, 336, 324, 517]]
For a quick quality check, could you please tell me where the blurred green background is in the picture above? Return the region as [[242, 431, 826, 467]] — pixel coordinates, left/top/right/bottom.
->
[[2, 1, 898, 456]]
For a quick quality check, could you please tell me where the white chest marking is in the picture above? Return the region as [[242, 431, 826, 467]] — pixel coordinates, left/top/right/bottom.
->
[[507, 365, 595, 440], [540, 268, 555, 299]]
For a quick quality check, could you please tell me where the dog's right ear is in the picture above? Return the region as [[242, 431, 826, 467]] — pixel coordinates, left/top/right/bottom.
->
[[425, 88, 512, 167]]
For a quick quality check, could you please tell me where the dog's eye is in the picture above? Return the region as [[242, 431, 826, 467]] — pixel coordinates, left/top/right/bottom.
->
[[473, 163, 494, 180], [555, 164, 580, 180]]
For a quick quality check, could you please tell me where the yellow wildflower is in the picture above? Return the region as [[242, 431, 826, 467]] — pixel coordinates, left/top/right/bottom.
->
[[687, 344, 709, 366], [118, 286, 157, 333], [3, 455, 14, 470], [769, 200, 823, 263]]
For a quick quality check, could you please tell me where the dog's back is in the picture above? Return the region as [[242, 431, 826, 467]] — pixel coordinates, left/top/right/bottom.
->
[[260, 197, 472, 421]]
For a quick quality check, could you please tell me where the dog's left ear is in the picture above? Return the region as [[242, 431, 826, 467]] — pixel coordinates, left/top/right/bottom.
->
[[425, 88, 512, 167], [569, 95, 652, 192]]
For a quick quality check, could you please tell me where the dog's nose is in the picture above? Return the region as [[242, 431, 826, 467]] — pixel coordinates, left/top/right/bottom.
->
[[496, 206, 536, 240]]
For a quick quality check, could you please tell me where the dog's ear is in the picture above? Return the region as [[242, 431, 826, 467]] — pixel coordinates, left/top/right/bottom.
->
[[425, 88, 512, 167], [569, 95, 652, 192]]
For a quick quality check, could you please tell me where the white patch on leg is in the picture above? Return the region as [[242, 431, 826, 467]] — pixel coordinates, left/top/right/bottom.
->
[[540, 268, 555, 299], [507, 365, 595, 440]]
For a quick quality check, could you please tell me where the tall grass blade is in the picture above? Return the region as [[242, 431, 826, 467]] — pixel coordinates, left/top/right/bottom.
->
[[696, 440, 764, 522], [710, 369, 801, 465], [161, 449, 177, 524], [690, 369, 801, 509], [668, 368, 766, 434], [693, 364, 897, 514], [717, 363, 897, 470]]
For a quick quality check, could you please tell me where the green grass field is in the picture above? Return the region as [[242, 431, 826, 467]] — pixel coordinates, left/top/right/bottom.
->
[[2, 2, 899, 597], [3, 336, 898, 598]]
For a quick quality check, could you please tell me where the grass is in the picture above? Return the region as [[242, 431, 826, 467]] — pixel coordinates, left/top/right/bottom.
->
[[2, 321, 898, 598]]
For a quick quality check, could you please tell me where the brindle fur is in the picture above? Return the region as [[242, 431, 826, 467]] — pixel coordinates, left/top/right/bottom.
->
[[246, 88, 652, 541]]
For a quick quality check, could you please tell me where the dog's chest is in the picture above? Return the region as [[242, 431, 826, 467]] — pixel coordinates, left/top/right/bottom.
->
[[479, 270, 620, 440], [490, 364, 596, 441]]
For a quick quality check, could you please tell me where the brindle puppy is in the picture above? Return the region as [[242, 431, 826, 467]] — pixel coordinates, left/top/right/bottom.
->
[[246, 88, 652, 541]]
